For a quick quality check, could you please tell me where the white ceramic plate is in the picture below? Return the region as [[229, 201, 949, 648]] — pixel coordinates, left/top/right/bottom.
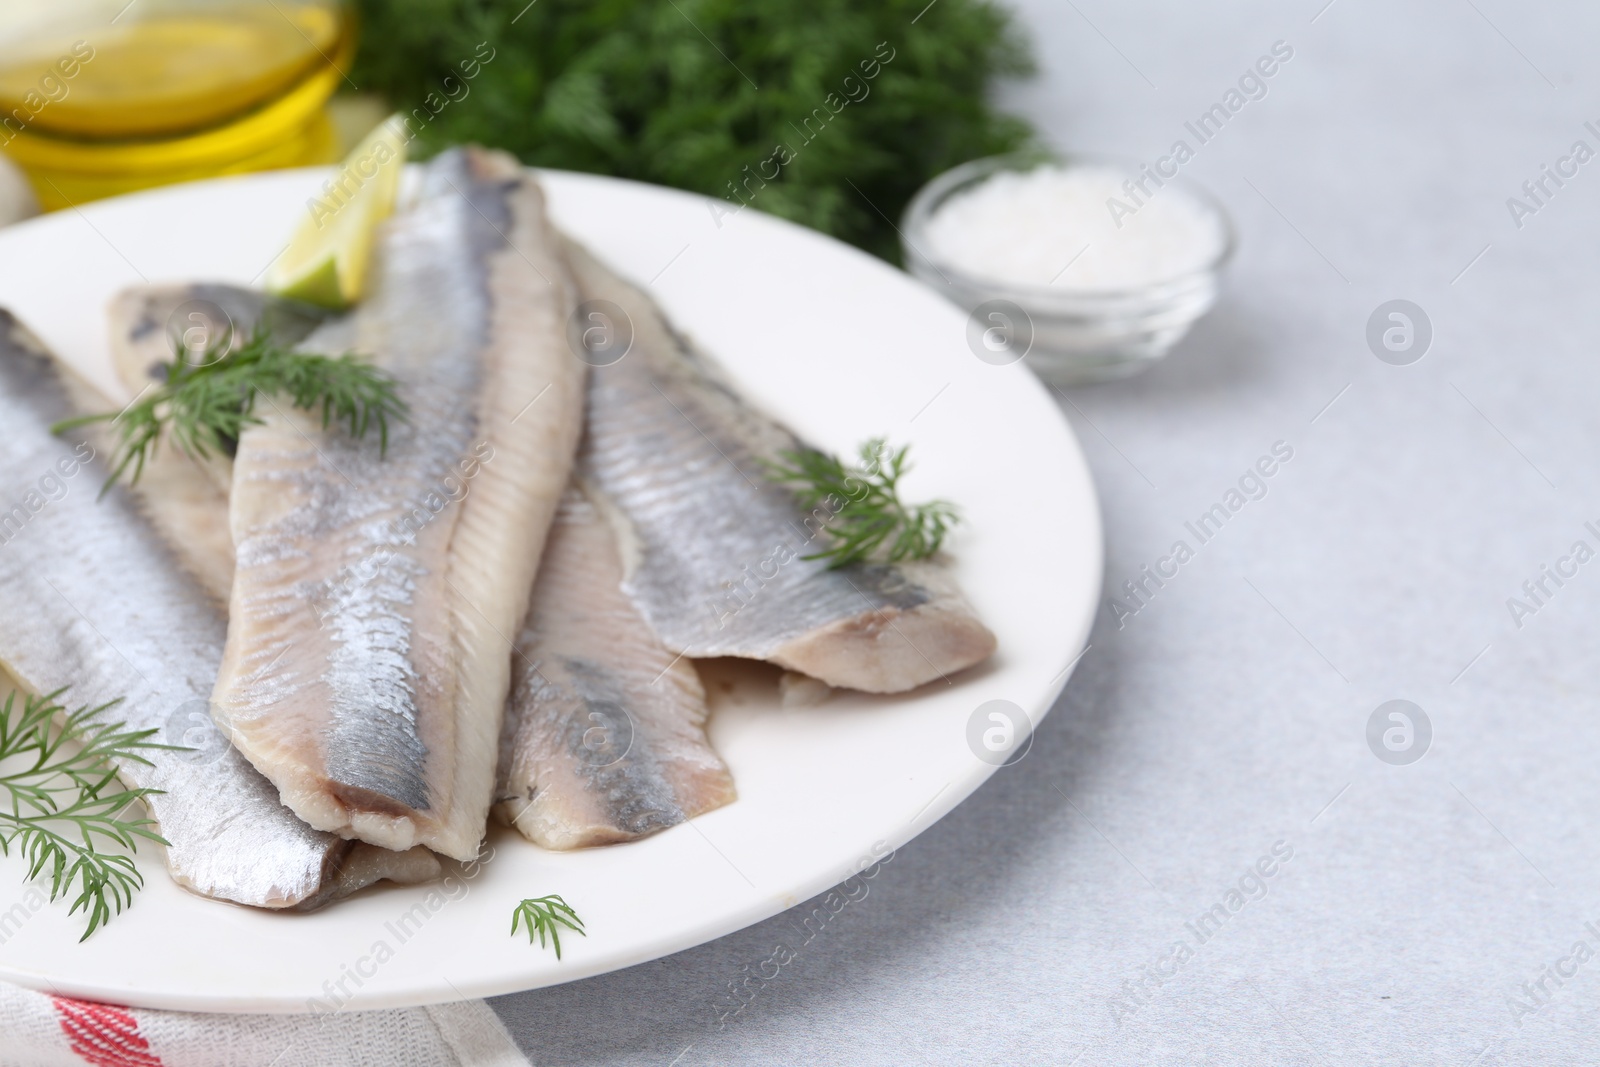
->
[[0, 166, 1101, 1012]]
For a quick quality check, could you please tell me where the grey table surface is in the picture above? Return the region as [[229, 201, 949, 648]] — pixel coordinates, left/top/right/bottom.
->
[[492, 2, 1600, 1063]]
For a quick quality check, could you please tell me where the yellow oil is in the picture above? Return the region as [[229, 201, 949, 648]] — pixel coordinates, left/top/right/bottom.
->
[[0, 1, 349, 208], [0, 4, 342, 138]]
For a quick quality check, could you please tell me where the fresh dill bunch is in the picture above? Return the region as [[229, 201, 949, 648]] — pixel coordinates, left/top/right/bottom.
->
[[765, 437, 959, 568], [0, 689, 170, 941], [510, 894, 586, 960], [52, 325, 407, 494], [350, 0, 1034, 263]]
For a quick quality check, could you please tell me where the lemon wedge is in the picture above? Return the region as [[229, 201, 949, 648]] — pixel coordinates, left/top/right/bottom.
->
[[267, 116, 406, 309]]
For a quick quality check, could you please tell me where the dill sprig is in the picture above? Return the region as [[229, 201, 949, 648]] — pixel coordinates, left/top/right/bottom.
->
[[510, 894, 586, 959], [51, 325, 407, 494], [764, 437, 959, 569], [0, 689, 170, 941]]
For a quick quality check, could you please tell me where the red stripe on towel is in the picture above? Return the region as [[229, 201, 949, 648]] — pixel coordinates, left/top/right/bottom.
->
[[52, 996, 165, 1067]]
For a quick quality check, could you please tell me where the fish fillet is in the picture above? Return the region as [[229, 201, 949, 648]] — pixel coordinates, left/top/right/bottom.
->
[[213, 148, 584, 862], [569, 245, 997, 693], [494, 483, 736, 848], [0, 310, 439, 908], [104, 283, 733, 852], [104, 281, 726, 851], [96, 284, 327, 605]]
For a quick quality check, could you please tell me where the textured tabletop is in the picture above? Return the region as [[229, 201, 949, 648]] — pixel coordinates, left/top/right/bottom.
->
[[493, 2, 1600, 1062]]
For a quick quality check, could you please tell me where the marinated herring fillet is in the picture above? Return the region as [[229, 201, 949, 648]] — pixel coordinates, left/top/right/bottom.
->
[[214, 148, 584, 861], [105, 284, 731, 851], [570, 246, 997, 693], [0, 311, 439, 909], [495, 483, 736, 849], [98, 284, 329, 605]]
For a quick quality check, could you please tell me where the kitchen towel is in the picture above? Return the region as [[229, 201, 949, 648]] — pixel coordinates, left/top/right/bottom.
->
[[0, 981, 529, 1067]]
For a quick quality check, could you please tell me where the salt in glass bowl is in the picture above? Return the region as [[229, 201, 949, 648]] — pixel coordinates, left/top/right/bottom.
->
[[900, 152, 1235, 385]]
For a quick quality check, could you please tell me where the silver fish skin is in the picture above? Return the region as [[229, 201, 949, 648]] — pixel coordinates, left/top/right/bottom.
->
[[0, 311, 441, 908], [495, 483, 736, 849], [214, 148, 585, 861], [569, 246, 997, 694]]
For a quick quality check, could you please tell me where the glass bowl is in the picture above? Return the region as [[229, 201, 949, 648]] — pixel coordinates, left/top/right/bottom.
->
[[901, 151, 1235, 385]]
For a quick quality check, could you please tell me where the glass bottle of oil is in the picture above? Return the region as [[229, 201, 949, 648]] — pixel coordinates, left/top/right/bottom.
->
[[0, 0, 351, 209]]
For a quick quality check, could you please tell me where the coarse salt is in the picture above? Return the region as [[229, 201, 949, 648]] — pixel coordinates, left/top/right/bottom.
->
[[921, 164, 1225, 291]]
